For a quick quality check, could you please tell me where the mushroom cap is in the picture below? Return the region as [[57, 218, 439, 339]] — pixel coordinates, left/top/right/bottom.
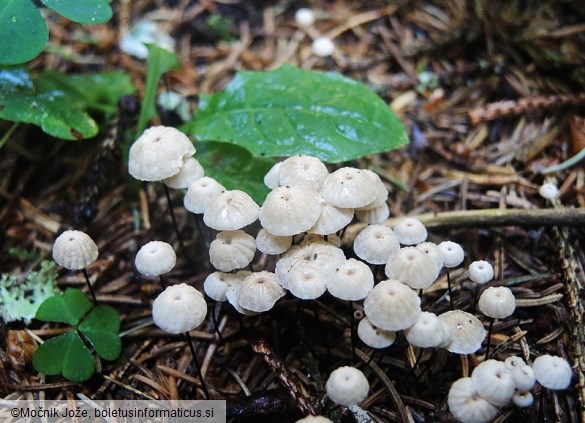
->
[[326, 258, 374, 301], [438, 310, 486, 354], [354, 224, 400, 265], [184, 176, 226, 214], [321, 167, 378, 208], [203, 190, 260, 231], [152, 283, 207, 333], [163, 156, 204, 189], [255, 229, 292, 255], [532, 355, 572, 390], [209, 230, 256, 272], [384, 247, 440, 289], [236, 271, 286, 312], [363, 279, 421, 331], [129, 126, 195, 181], [404, 311, 452, 348], [286, 261, 328, 300], [225, 284, 257, 316], [357, 317, 396, 349], [259, 185, 322, 236], [512, 391, 534, 408], [415, 242, 444, 271], [448, 377, 499, 423], [539, 182, 559, 200], [438, 241, 465, 268], [357, 170, 388, 209], [308, 200, 354, 235], [393, 217, 427, 245], [203, 270, 249, 302], [504, 356, 536, 391], [135, 241, 176, 277], [278, 155, 329, 190], [355, 202, 390, 224], [264, 161, 282, 189], [52, 230, 99, 270], [295, 417, 332, 423], [325, 366, 369, 406], [312, 36, 335, 57], [294, 8, 316, 27], [478, 286, 516, 319], [471, 359, 516, 406], [468, 260, 494, 284]]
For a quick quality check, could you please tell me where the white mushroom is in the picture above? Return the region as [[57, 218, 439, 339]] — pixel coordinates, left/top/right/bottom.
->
[[203, 190, 260, 231], [326, 258, 374, 301], [325, 366, 369, 406], [363, 279, 421, 331], [209, 230, 256, 272], [532, 355, 572, 390], [236, 271, 286, 312], [357, 317, 396, 349], [163, 156, 204, 189], [448, 377, 498, 423], [135, 241, 176, 277], [321, 167, 378, 208], [184, 176, 226, 214], [353, 224, 400, 265], [438, 310, 486, 354], [52, 230, 99, 270], [393, 217, 427, 245], [152, 283, 207, 333]]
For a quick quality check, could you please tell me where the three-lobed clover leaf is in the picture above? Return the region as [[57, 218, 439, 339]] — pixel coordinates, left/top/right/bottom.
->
[[32, 288, 122, 382], [0, 0, 113, 65]]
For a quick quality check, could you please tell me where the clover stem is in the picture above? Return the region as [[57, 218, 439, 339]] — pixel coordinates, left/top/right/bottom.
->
[[185, 331, 210, 399], [446, 270, 455, 310], [484, 318, 495, 360], [82, 268, 98, 304]]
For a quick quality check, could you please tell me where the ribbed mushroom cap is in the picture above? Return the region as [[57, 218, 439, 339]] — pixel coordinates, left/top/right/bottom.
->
[[295, 416, 333, 423], [385, 247, 440, 289], [532, 355, 572, 390], [354, 225, 400, 265], [355, 202, 390, 224], [203, 270, 249, 302], [448, 377, 499, 423], [264, 161, 282, 189], [321, 167, 378, 208], [236, 271, 286, 312], [135, 241, 176, 277], [471, 359, 516, 406], [255, 229, 292, 255], [152, 283, 207, 333], [438, 241, 465, 268], [357, 170, 388, 209], [509, 363, 536, 391], [468, 260, 494, 284], [286, 261, 328, 300], [308, 199, 354, 235], [393, 217, 427, 245], [415, 242, 443, 271], [209, 230, 256, 272], [225, 284, 257, 316], [326, 258, 374, 301], [184, 176, 226, 214], [405, 311, 452, 348], [203, 190, 260, 231], [163, 156, 204, 189], [438, 310, 486, 354], [357, 317, 396, 349], [539, 182, 559, 200], [478, 286, 516, 319], [53, 230, 99, 270], [129, 126, 195, 181], [278, 155, 329, 190], [259, 185, 322, 236], [363, 279, 421, 331], [512, 391, 534, 408], [325, 366, 370, 406]]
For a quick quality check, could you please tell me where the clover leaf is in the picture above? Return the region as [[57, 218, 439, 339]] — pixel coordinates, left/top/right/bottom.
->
[[33, 288, 122, 382]]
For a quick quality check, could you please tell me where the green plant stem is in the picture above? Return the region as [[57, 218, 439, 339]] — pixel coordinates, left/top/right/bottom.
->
[[185, 331, 210, 399], [0, 122, 19, 150], [82, 268, 97, 304]]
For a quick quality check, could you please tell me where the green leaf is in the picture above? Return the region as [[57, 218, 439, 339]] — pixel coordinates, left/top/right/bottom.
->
[[136, 44, 180, 136], [0, 67, 135, 140], [0, 1, 48, 65], [79, 305, 122, 361], [184, 64, 409, 163], [32, 331, 95, 382], [35, 288, 92, 325], [196, 142, 273, 204], [40, 0, 112, 24]]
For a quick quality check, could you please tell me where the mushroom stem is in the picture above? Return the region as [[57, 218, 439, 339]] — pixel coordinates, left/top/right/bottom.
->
[[82, 268, 98, 304], [163, 184, 195, 273], [311, 303, 332, 360], [484, 318, 495, 360], [184, 331, 210, 399], [211, 301, 224, 342], [158, 274, 168, 290], [349, 301, 356, 363], [446, 270, 455, 310]]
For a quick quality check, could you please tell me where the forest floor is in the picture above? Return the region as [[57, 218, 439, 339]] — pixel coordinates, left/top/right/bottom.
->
[[1, 1, 584, 422]]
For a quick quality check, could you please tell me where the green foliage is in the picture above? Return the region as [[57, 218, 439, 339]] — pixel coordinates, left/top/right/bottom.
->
[[0, 0, 113, 65], [0, 261, 60, 324], [205, 13, 236, 41], [33, 288, 122, 382], [183, 64, 409, 163], [0, 67, 135, 140]]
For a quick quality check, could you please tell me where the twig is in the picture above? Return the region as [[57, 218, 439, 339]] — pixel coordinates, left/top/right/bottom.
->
[[468, 93, 585, 125]]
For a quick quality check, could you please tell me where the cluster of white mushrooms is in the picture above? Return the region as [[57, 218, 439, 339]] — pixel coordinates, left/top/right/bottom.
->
[[114, 125, 576, 421]]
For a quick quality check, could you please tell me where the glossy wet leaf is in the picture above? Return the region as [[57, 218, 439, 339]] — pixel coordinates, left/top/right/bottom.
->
[[79, 304, 122, 361], [32, 331, 95, 382], [41, 0, 112, 24], [196, 142, 273, 204], [35, 288, 92, 326], [0, 67, 135, 139], [184, 64, 409, 163], [0, 1, 48, 65]]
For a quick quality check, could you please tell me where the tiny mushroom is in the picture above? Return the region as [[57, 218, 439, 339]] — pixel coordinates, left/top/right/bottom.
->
[[512, 391, 534, 408], [357, 317, 396, 349], [393, 217, 427, 245], [163, 156, 204, 189], [353, 224, 400, 265], [236, 271, 286, 313], [321, 167, 377, 208], [278, 155, 329, 190], [404, 311, 452, 348], [539, 182, 559, 200], [326, 258, 374, 301], [384, 247, 440, 290], [438, 241, 465, 268], [294, 8, 316, 27], [135, 241, 176, 277], [438, 310, 486, 354], [478, 286, 516, 319], [468, 260, 494, 284], [448, 377, 498, 423], [255, 229, 292, 255], [208, 230, 256, 272], [532, 355, 573, 390], [152, 283, 207, 334], [471, 359, 516, 406], [312, 36, 335, 57], [184, 176, 226, 214], [363, 279, 422, 331], [53, 230, 99, 271], [203, 190, 259, 231], [325, 366, 370, 407]]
